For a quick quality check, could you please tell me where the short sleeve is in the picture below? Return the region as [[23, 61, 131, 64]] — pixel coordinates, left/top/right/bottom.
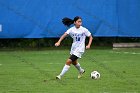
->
[[65, 28, 71, 34], [85, 28, 91, 37]]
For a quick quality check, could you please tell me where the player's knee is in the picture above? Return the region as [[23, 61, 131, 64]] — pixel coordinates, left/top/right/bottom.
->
[[66, 59, 72, 66], [72, 61, 78, 65]]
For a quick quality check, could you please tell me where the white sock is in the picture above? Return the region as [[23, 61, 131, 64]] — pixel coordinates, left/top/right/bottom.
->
[[74, 63, 83, 73], [59, 64, 70, 76]]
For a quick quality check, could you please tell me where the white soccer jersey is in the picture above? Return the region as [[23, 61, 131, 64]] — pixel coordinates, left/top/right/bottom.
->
[[66, 26, 91, 58]]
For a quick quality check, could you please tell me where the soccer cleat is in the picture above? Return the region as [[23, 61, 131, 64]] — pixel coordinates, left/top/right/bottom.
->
[[56, 75, 61, 80], [78, 70, 85, 79]]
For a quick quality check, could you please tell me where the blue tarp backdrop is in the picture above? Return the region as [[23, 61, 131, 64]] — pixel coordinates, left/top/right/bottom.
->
[[0, 0, 140, 38]]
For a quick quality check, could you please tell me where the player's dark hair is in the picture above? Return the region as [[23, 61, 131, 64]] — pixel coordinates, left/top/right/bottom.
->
[[62, 16, 82, 27]]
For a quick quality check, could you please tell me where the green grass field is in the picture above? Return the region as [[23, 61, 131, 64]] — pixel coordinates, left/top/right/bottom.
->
[[0, 48, 140, 93]]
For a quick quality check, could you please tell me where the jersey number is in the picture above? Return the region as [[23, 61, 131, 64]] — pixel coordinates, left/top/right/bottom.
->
[[76, 37, 80, 41]]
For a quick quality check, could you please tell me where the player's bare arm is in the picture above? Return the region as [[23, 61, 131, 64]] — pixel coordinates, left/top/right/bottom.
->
[[55, 33, 68, 47], [86, 35, 93, 49]]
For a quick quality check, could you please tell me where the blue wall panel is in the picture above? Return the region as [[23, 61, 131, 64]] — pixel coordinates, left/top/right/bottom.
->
[[0, 0, 140, 38]]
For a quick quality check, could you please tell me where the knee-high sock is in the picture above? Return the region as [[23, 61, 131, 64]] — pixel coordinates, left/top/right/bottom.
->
[[59, 64, 70, 76], [74, 63, 83, 73]]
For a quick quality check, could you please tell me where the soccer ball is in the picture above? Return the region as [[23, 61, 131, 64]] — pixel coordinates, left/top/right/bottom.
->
[[90, 71, 100, 79]]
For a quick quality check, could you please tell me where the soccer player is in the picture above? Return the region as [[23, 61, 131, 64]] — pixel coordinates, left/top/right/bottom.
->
[[55, 16, 93, 80]]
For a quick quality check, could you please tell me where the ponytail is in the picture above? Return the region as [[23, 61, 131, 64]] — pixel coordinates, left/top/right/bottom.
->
[[62, 16, 82, 27], [62, 17, 74, 27]]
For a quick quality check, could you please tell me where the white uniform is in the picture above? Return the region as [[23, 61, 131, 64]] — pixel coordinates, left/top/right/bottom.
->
[[66, 26, 91, 58]]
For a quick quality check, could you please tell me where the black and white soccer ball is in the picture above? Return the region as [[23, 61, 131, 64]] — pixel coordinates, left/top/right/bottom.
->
[[90, 71, 100, 79]]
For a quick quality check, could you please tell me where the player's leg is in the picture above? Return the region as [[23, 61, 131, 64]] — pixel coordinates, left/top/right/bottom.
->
[[56, 54, 79, 79], [72, 60, 84, 73], [72, 60, 85, 78], [59, 59, 71, 76], [56, 59, 72, 79]]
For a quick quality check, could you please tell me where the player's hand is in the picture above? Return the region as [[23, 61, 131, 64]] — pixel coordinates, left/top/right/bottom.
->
[[86, 45, 90, 49], [55, 42, 60, 47]]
